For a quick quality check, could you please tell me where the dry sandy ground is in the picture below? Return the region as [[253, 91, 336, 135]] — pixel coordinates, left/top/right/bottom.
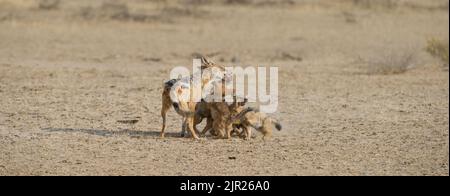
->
[[0, 0, 448, 175]]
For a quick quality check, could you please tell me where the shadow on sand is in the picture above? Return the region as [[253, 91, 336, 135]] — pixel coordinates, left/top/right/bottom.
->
[[41, 127, 182, 138]]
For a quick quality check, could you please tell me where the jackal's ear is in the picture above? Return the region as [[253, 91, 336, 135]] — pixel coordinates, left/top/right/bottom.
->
[[200, 57, 214, 69], [200, 56, 209, 64]]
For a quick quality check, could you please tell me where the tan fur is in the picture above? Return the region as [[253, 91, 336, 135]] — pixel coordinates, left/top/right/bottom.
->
[[193, 100, 214, 137], [206, 96, 247, 139], [160, 57, 227, 139], [233, 109, 282, 140]]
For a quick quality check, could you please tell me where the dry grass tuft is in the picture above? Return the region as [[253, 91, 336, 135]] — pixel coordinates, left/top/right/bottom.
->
[[342, 11, 357, 23], [425, 38, 449, 67], [78, 2, 207, 23], [364, 52, 416, 75], [224, 0, 253, 5], [38, 0, 60, 10], [223, 0, 294, 6], [352, 0, 398, 9]]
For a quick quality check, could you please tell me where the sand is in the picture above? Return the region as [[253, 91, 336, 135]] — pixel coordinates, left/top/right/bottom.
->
[[0, 0, 448, 175]]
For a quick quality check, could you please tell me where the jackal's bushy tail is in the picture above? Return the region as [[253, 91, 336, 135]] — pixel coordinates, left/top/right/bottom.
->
[[273, 120, 282, 131]]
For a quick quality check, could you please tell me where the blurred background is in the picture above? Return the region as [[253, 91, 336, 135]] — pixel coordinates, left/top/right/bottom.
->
[[0, 0, 448, 67]]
